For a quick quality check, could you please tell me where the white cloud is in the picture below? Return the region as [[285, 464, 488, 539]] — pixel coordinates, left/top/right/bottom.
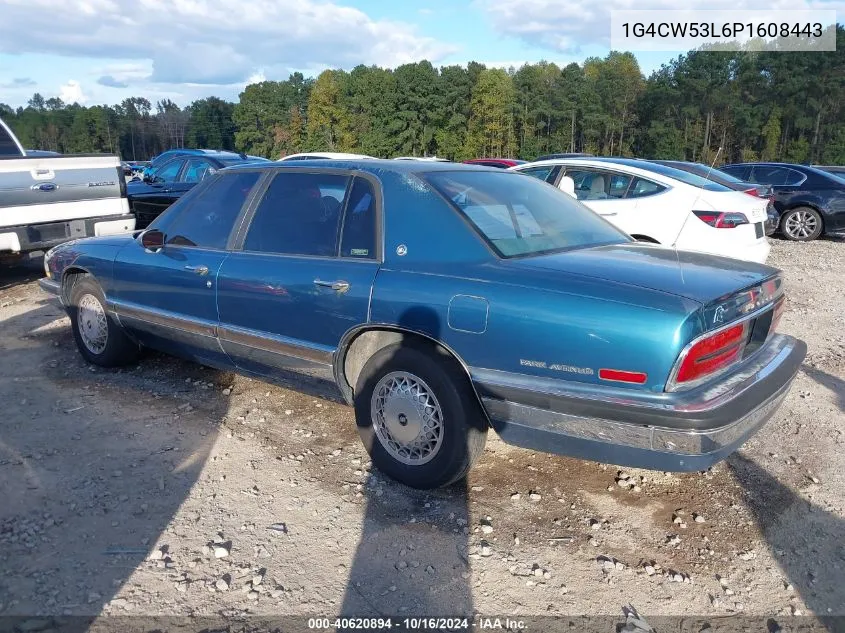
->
[[477, 0, 844, 52], [0, 0, 456, 86], [59, 80, 87, 104]]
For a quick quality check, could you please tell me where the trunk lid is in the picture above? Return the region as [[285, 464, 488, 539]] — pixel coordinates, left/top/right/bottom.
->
[[508, 242, 779, 307]]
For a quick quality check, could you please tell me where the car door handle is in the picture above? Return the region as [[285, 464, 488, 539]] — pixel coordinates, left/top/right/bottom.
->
[[314, 279, 350, 293], [185, 265, 209, 276], [600, 212, 618, 217]]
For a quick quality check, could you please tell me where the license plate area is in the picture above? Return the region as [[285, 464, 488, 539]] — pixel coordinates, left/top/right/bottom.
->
[[755, 222, 764, 238]]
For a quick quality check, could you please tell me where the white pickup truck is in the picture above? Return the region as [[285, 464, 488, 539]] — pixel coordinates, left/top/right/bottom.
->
[[0, 117, 135, 260]]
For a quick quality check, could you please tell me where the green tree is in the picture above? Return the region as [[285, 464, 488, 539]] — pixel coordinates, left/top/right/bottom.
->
[[465, 68, 517, 158], [306, 70, 354, 151]]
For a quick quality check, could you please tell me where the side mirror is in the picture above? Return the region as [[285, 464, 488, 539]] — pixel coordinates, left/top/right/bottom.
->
[[559, 176, 577, 198], [141, 229, 165, 252]]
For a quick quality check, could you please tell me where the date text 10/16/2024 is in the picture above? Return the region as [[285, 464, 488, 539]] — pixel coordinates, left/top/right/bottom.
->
[[306, 617, 527, 630]]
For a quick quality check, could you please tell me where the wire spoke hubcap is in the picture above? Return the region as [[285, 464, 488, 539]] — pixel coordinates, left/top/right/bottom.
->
[[371, 371, 444, 466], [77, 294, 108, 354], [785, 211, 817, 238]]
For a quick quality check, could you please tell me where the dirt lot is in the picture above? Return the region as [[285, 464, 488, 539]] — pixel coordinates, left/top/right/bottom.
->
[[1, 238, 843, 630]]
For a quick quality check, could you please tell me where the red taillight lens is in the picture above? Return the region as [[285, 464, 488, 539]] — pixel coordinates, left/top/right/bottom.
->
[[743, 187, 759, 197], [693, 211, 749, 228], [675, 322, 748, 384], [770, 297, 785, 332]]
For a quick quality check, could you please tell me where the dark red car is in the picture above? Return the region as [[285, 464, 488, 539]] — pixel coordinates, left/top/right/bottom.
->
[[463, 158, 526, 169]]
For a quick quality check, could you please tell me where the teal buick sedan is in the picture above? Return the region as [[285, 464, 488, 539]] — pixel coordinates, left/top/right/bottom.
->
[[40, 160, 805, 489]]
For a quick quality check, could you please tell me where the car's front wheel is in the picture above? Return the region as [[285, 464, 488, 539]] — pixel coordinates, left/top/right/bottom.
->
[[68, 275, 139, 367], [781, 206, 823, 241], [354, 341, 488, 489]]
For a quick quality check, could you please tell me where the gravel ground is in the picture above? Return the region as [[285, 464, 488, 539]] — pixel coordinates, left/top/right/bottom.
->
[[0, 237, 843, 630]]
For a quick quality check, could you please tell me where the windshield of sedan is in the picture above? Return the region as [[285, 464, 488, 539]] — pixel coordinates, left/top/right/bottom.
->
[[426, 171, 629, 258]]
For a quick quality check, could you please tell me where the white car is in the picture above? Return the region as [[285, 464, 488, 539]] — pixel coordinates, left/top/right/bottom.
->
[[277, 152, 374, 161], [510, 158, 771, 263]]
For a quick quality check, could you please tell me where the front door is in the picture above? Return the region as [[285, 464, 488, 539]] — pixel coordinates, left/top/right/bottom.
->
[[216, 170, 380, 376], [113, 169, 263, 367], [562, 167, 635, 230]]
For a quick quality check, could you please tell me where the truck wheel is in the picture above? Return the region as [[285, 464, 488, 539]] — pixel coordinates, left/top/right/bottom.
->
[[68, 275, 139, 367], [354, 341, 488, 489], [781, 207, 823, 241]]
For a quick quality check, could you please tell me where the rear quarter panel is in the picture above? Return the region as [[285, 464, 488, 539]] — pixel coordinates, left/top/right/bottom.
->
[[370, 263, 702, 394]]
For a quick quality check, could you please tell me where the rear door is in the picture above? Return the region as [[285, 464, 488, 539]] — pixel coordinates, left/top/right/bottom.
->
[[216, 169, 380, 376], [112, 170, 263, 367]]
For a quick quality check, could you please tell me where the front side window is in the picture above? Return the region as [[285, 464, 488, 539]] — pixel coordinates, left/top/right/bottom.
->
[[165, 171, 261, 249], [153, 159, 184, 183], [182, 159, 214, 184], [565, 169, 629, 200], [720, 165, 751, 180], [243, 172, 350, 257], [426, 170, 628, 258]]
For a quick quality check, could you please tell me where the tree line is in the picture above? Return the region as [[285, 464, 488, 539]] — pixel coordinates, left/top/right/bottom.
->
[[3, 26, 844, 165]]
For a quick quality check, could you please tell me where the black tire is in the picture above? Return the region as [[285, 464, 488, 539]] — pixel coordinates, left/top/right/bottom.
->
[[354, 341, 488, 489], [67, 274, 139, 367], [781, 206, 823, 241]]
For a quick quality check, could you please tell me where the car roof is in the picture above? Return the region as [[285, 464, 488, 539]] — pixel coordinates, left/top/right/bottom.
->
[[724, 162, 841, 179], [279, 152, 374, 160], [225, 158, 497, 176]]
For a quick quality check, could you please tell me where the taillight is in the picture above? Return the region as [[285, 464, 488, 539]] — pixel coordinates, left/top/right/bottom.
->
[[742, 187, 759, 197], [770, 296, 785, 332], [693, 210, 749, 228], [675, 322, 748, 385]]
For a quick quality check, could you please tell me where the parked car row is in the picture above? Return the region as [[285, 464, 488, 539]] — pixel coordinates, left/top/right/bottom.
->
[[40, 157, 805, 490], [510, 157, 772, 263]]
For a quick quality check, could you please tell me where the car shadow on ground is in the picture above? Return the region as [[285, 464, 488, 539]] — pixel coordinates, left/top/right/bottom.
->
[[801, 364, 845, 415], [728, 454, 845, 623], [0, 298, 228, 622], [0, 256, 43, 291], [339, 306, 474, 626]]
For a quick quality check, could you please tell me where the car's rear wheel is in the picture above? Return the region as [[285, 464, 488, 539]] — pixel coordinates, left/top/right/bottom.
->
[[68, 275, 139, 367], [354, 341, 487, 489], [781, 207, 823, 241]]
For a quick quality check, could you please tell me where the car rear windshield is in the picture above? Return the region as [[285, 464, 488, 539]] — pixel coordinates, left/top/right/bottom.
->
[[426, 170, 629, 258]]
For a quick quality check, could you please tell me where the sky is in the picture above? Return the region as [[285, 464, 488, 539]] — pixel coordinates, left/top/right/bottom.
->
[[0, 0, 841, 109]]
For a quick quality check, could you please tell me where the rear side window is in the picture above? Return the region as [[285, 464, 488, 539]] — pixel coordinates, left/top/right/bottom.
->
[[243, 172, 350, 257], [749, 166, 789, 185], [340, 177, 377, 259], [627, 177, 666, 198], [0, 122, 22, 156], [518, 165, 559, 183], [165, 171, 261, 249]]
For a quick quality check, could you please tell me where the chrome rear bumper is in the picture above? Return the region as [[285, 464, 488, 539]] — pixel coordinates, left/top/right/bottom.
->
[[474, 334, 805, 471]]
